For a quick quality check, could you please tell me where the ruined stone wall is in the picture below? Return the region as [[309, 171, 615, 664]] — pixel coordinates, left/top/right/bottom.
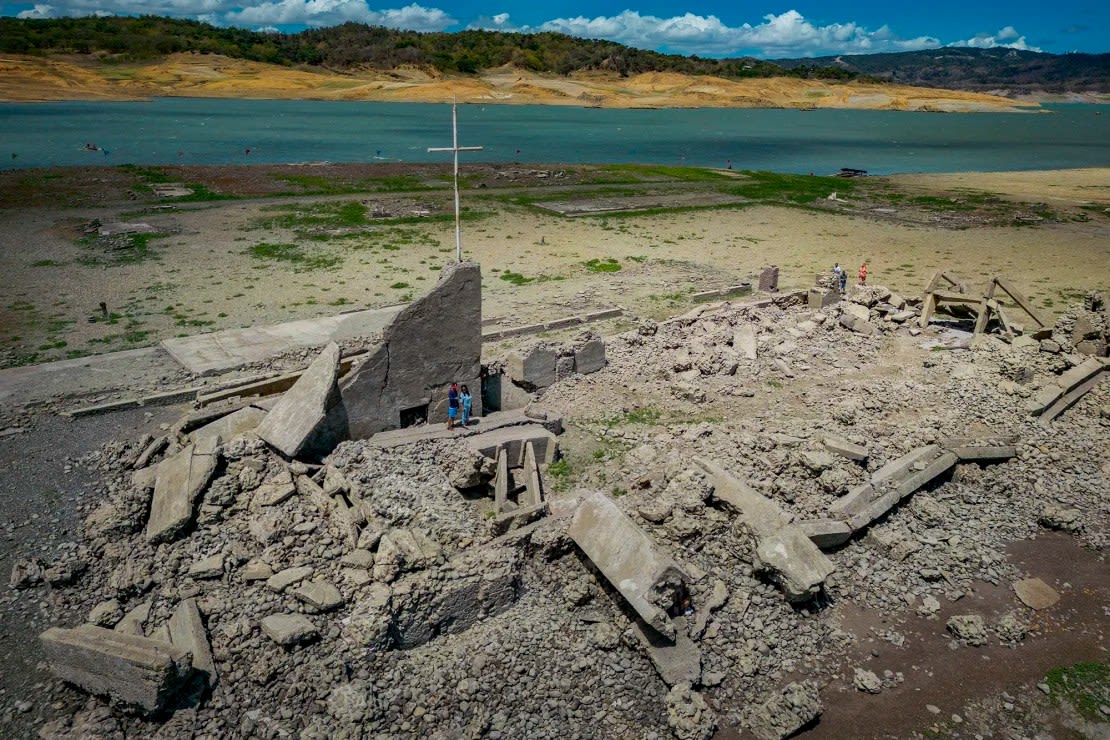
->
[[340, 262, 483, 439]]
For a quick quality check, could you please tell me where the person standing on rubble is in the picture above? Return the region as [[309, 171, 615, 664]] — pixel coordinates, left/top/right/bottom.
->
[[460, 385, 473, 427], [858, 261, 869, 286], [832, 263, 844, 292], [447, 382, 460, 430]]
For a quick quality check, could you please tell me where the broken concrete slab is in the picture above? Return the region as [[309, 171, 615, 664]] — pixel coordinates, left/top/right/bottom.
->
[[632, 618, 702, 687], [696, 458, 834, 602], [188, 406, 267, 447], [490, 501, 547, 536], [734, 324, 758, 360], [1013, 578, 1060, 610], [1027, 358, 1108, 423], [798, 519, 853, 549], [830, 446, 958, 533], [341, 262, 482, 438], [373, 529, 443, 583], [808, 287, 840, 311], [746, 680, 822, 740], [40, 624, 192, 712], [266, 565, 313, 593], [114, 601, 151, 637], [940, 437, 1017, 462], [187, 554, 224, 579], [261, 614, 318, 647], [145, 438, 220, 544], [289, 580, 345, 613], [506, 344, 557, 390], [574, 338, 607, 375], [821, 436, 868, 462], [255, 342, 342, 459], [466, 424, 557, 467], [568, 490, 689, 640], [168, 598, 217, 688]]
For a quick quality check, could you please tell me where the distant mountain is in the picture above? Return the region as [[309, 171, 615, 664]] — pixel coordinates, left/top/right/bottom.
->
[[773, 48, 1110, 94], [1, 17, 1106, 95]]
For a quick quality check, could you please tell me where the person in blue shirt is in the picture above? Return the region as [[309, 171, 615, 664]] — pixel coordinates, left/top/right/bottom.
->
[[460, 385, 473, 427], [447, 382, 459, 430]]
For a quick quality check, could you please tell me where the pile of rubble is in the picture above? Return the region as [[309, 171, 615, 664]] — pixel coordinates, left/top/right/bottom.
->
[[9, 276, 1110, 739]]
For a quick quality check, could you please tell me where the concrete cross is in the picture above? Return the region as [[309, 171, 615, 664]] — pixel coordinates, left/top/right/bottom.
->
[[427, 101, 483, 262]]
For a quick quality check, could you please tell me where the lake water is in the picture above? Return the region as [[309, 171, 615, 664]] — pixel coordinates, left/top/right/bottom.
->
[[2, 98, 1108, 174]]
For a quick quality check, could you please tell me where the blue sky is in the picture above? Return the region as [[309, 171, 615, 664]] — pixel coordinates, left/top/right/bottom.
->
[[3, 1, 1107, 58]]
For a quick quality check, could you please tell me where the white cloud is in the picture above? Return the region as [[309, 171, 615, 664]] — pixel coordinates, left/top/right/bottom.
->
[[225, 1, 453, 31], [951, 26, 1041, 52], [16, 4, 56, 18], [473, 10, 940, 57]]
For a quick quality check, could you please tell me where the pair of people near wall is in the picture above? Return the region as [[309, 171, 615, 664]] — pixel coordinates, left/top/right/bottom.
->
[[446, 382, 472, 430]]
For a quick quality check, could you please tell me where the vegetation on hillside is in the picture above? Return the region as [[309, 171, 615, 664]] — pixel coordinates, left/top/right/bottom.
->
[[0, 16, 858, 81]]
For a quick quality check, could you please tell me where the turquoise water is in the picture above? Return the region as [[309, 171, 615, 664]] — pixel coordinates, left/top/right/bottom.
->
[[1, 98, 1108, 174]]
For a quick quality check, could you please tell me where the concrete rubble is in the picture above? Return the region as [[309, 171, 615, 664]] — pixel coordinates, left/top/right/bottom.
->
[[696, 458, 835, 602], [16, 270, 1110, 739]]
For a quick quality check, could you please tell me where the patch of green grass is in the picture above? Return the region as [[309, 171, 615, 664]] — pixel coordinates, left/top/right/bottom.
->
[[247, 242, 341, 272], [500, 270, 535, 286], [1044, 662, 1109, 722], [598, 164, 735, 182], [727, 170, 854, 205], [628, 255, 648, 263], [585, 258, 621, 273], [390, 282, 410, 290]]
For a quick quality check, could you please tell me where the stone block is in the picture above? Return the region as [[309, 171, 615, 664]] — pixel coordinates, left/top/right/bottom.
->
[[746, 680, 822, 740], [40, 624, 192, 712], [256, 342, 342, 458], [505, 345, 557, 390], [734, 324, 758, 360], [145, 440, 219, 544], [168, 598, 217, 688], [821, 436, 868, 461], [758, 266, 779, 292], [261, 614, 318, 647], [522, 440, 543, 507], [574, 339, 607, 375], [808, 288, 839, 310], [798, 519, 852, 549], [941, 437, 1016, 462], [266, 566, 313, 593], [494, 447, 509, 514], [568, 491, 689, 640], [1013, 578, 1060, 610], [389, 547, 521, 649], [289, 580, 345, 613]]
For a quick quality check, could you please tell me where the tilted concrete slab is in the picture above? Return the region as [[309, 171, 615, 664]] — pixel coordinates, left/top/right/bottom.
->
[[467, 425, 557, 468], [632, 617, 702, 687], [145, 437, 219, 544], [168, 597, 217, 688], [40, 624, 192, 712], [256, 342, 342, 459], [568, 491, 688, 640], [696, 459, 834, 602], [829, 446, 958, 533], [1027, 358, 1106, 416], [574, 339, 607, 375], [522, 440, 543, 507], [161, 305, 404, 376], [188, 405, 267, 447], [341, 262, 482, 438], [494, 446, 509, 514]]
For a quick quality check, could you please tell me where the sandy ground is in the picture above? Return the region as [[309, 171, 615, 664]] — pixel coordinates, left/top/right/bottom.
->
[[1, 165, 1108, 370], [0, 53, 1041, 112]]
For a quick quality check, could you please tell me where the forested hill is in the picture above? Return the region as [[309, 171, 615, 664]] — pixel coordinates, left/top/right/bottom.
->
[[0, 16, 821, 79], [775, 47, 1110, 94], [1, 16, 1106, 93]]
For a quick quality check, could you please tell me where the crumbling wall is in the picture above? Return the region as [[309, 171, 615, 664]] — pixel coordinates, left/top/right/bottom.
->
[[341, 262, 483, 438]]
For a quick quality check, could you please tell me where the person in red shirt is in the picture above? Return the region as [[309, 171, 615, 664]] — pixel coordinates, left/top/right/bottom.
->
[[858, 261, 869, 286]]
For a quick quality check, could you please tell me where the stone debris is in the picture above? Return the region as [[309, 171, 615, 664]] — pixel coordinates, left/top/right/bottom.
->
[[746, 680, 822, 740], [40, 625, 193, 712], [1012, 578, 1060, 610], [947, 614, 989, 646], [853, 667, 883, 693], [14, 272, 1110, 740], [1026, 357, 1108, 423], [696, 458, 834, 602]]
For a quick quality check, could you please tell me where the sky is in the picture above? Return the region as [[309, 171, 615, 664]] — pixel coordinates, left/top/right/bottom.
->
[[3, 1, 1107, 59]]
